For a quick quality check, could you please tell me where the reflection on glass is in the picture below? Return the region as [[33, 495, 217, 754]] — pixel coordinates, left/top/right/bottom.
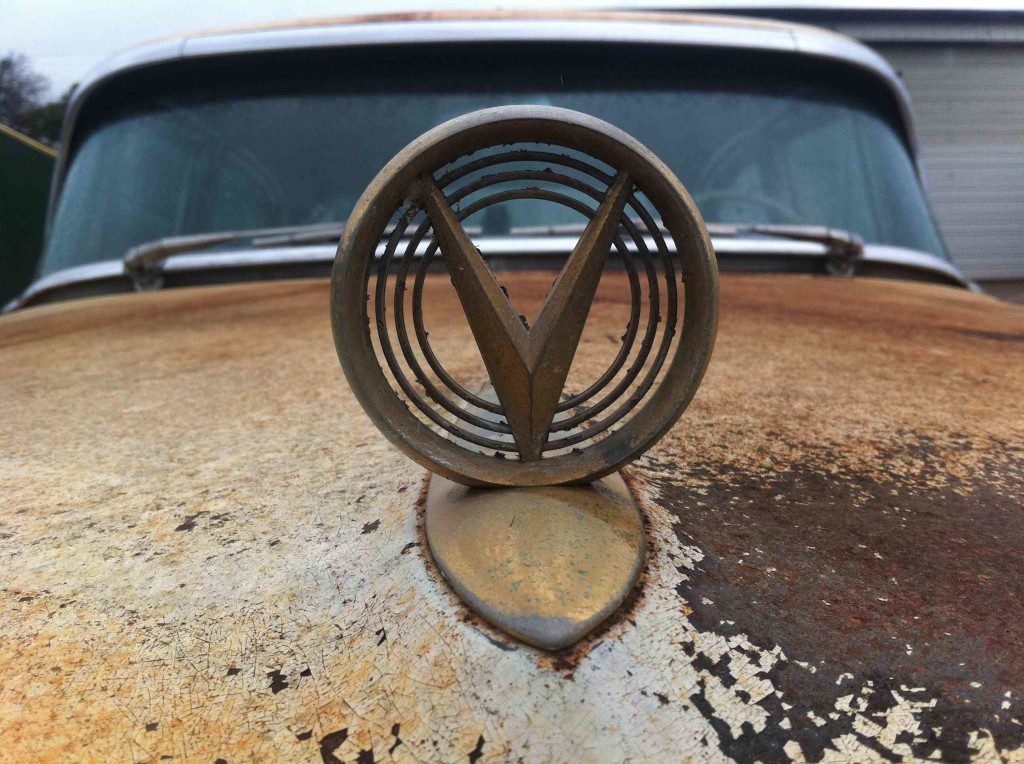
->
[[43, 50, 946, 277]]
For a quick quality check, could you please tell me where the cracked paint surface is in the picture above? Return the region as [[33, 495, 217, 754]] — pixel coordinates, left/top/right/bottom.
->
[[1, 274, 1022, 761]]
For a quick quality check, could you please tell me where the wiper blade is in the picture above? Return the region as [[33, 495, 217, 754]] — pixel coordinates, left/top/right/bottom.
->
[[510, 221, 864, 274], [121, 220, 865, 291], [508, 217, 656, 237], [123, 221, 348, 290], [248, 222, 352, 248], [707, 224, 864, 274]]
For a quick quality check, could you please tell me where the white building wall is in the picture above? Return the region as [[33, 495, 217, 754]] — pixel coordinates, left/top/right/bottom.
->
[[877, 44, 1024, 280]]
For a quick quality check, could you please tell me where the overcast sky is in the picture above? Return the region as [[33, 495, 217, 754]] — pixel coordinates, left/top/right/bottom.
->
[[5, 0, 1022, 97]]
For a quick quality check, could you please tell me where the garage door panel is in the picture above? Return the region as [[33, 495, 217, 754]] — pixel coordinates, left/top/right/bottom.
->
[[877, 44, 1024, 279]]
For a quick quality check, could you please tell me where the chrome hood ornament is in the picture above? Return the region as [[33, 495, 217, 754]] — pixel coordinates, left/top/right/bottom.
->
[[332, 106, 718, 649]]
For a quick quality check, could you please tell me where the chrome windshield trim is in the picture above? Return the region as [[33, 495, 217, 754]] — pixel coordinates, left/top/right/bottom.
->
[[7, 239, 969, 313], [46, 14, 918, 232], [630, 1, 1024, 12], [5, 261, 125, 312], [181, 19, 793, 57], [860, 244, 971, 286], [161, 246, 337, 270]]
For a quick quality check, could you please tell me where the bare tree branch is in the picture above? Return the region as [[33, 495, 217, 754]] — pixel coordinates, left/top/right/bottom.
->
[[0, 51, 50, 133]]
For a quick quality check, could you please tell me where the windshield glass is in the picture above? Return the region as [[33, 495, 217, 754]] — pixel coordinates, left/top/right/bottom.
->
[[41, 44, 946, 278]]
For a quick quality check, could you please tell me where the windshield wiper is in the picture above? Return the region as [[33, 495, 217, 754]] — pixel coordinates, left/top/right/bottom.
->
[[512, 221, 864, 274], [122, 219, 865, 292], [707, 223, 864, 275], [123, 221, 349, 290]]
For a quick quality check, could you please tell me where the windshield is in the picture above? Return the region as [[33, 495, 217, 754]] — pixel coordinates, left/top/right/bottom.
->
[[41, 45, 946, 279]]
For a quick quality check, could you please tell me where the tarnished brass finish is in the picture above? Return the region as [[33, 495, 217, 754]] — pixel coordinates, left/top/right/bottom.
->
[[419, 171, 632, 461], [332, 105, 719, 486], [424, 471, 645, 651]]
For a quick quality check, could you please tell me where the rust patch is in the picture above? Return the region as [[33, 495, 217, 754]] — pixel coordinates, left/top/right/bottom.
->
[[645, 433, 1024, 760], [2, 274, 1022, 760]]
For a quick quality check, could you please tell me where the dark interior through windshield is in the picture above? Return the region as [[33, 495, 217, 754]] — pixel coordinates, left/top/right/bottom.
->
[[42, 44, 947, 278]]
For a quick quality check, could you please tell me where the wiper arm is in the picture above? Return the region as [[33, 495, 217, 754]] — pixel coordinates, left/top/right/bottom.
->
[[248, 222, 352, 248], [511, 221, 864, 274], [707, 223, 864, 275], [121, 220, 865, 291], [123, 221, 348, 290]]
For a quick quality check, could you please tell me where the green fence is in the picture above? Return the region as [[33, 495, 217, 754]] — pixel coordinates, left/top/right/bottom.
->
[[1, 123, 55, 307]]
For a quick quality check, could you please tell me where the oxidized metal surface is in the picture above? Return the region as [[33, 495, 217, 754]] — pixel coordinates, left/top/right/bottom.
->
[[2, 274, 1023, 760], [424, 471, 645, 651], [331, 105, 718, 487]]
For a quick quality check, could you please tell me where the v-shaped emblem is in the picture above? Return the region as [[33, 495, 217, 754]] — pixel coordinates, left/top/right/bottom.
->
[[418, 171, 632, 461]]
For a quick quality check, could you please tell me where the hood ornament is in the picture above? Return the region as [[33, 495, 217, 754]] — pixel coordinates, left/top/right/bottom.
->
[[332, 106, 718, 649]]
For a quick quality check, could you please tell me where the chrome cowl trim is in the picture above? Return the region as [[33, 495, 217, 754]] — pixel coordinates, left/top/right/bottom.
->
[[6, 240, 970, 314], [858, 244, 970, 287]]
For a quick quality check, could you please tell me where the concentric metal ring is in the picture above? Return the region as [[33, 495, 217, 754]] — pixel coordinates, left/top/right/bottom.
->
[[331, 106, 718, 487]]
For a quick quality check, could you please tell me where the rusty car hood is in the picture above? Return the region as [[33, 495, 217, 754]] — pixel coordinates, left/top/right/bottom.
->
[[2, 274, 1022, 761]]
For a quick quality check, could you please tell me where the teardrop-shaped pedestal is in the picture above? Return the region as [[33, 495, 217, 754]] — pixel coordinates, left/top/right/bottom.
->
[[424, 472, 645, 651]]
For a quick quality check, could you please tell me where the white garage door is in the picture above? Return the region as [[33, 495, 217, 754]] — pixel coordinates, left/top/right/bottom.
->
[[877, 45, 1024, 280]]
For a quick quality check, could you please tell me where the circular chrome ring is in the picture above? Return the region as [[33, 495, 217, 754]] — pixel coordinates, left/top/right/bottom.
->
[[331, 105, 718, 487]]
